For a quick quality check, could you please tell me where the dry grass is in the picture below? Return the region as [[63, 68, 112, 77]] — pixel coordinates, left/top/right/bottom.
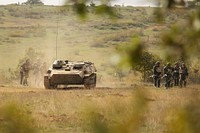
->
[[0, 85, 199, 133]]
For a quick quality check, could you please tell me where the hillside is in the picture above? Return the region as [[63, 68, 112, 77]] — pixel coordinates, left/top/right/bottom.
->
[[0, 5, 191, 87]]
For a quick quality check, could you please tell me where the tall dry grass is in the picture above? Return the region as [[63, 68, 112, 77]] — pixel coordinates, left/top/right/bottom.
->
[[0, 86, 200, 133]]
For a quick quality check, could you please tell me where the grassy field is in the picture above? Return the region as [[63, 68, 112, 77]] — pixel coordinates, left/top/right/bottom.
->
[[0, 85, 199, 133], [0, 5, 190, 86]]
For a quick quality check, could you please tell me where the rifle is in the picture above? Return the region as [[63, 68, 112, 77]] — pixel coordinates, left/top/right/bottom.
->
[[150, 74, 162, 79]]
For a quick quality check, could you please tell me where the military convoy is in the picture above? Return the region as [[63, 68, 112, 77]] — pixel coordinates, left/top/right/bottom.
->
[[44, 60, 97, 89]]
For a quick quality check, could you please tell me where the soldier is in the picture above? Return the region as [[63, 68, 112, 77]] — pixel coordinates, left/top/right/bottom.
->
[[173, 62, 180, 86], [33, 59, 41, 87], [180, 63, 188, 88], [20, 59, 31, 86], [163, 63, 174, 89], [153, 61, 162, 88], [41, 62, 47, 76], [20, 65, 24, 85]]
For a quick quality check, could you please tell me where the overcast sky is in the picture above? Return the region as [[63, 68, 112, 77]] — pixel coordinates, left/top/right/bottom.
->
[[0, 0, 157, 6]]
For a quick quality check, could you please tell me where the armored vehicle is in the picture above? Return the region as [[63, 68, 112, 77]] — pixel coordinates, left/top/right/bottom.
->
[[44, 60, 97, 89]]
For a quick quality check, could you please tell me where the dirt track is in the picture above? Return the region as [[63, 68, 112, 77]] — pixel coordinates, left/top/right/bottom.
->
[[0, 86, 113, 92]]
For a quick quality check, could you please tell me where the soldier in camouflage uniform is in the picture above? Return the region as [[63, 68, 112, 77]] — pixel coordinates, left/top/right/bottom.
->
[[153, 61, 162, 88], [163, 63, 174, 89], [20, 59, 31, 86], [180, 63, 188, 88], [173, 62, 180, 86], [41, 62, 47, 76], [20, 65, 24, 85], [33, 59, 41, 87]]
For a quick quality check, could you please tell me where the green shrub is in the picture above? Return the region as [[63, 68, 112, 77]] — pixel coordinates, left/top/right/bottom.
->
[[0, 103, 36, 133], [10, 30, 30, 38], [82, 89, 147, 133]]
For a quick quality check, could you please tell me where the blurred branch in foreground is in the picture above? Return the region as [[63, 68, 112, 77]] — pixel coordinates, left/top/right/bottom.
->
[[65, 0, 117, 19], [0, 103, 36, 133], [82, 88, 147, 133], [161, 7, 200, 62]]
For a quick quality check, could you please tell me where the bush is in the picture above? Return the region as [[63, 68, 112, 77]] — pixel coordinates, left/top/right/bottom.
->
[[0, 69, 17, 85], [0, 103, 36, 133], [188, 61, 200, 84], [10, 30, 30, 38]]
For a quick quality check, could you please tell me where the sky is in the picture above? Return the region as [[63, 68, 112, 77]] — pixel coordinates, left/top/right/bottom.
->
[[0, 0, 158, 6]]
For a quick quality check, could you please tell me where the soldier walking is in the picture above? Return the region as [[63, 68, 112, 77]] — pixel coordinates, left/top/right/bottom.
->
[[173, 62, 180, 86], [153, 61, 162, 88], [41, 62, 47, 76], [163, 63, 174, 89], [20, 59, 31, 86], [180, 63, 188, 88], [20, 65, 24, 85], [33, 59, 41, 87]]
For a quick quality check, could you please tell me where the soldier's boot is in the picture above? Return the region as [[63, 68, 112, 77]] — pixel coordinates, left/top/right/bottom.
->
[[184, 80, 187, 88], [154, 78, 157, 87], [180, 80, 183, 88], [165, 83, 168, 89], [168, 81, 171, 89], [174, 79, 178, 86], [23, 78, 28, 86], [157, 79, 161, 88], [20, 75, 24, 85], [154, 80, 157, 87], [20, 78, 23, 85], [177, 79, 179, 86]]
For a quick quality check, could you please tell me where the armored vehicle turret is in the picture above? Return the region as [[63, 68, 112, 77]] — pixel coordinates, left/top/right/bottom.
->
[[44, 60, 97, 89]]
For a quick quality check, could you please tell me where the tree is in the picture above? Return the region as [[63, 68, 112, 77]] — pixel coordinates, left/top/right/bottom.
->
[[116, 37, 158, 82], [67, 0, 117, 19], [133, 52, 157, 82], [24, 0, 44, 5], [90, 1, 95, 7]]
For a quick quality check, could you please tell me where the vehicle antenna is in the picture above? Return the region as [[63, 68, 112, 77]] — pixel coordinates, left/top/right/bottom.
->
[[55, 0, 61, 59]]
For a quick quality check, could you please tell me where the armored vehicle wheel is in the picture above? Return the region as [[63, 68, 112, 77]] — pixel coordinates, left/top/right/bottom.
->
[[44, 76, 53, 89], [84, 74, 96, 89]]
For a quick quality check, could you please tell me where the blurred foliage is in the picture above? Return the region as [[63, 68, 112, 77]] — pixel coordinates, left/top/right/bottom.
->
[[167, 96, 200, 133], [151, 0, 200, 63], [187, 58, 200, 83], [24, 0, 44, 5], [116, 37, 159, 81], [161, 7, 200, 62], [154, 8, 165, 23], [0, 103, 36, 133], [117, 37, 144, 67], [83, 89, 147, 133], [133, 52, 158, 82], [157, 0, 187, 8], [66, 0, 117, 19], [95, 4, 117, 18], [73, 2, 88, 19]]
